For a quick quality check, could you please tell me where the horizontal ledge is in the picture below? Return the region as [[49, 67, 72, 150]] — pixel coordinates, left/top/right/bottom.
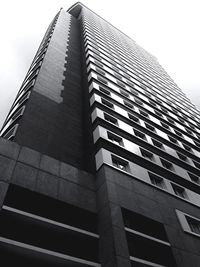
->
[[2, 205, 99, 238], [0, 236, 101, 267], [125, 227, 170, 246]]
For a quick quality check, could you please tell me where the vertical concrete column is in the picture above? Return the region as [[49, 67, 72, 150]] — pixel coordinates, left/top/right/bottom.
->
[[96, 166, 131, 267]]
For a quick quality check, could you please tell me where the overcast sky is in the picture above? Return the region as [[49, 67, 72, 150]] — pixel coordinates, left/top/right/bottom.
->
[[0, 0, 199, 127]]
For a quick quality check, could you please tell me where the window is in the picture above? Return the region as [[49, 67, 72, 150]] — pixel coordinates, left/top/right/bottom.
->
[[161, 107, 168, 113], [120, 90, 129, 98], [152, 139, 163, 149], [161, 159, 173, 171], [130, 89, 138, 95], [140, 149, 154, 161], [168, 136, 178, 144], [186, 217, 200, 235], [101, 98, 114, 109], [149, 100, 157, 107], [186, 128, 193, 135], [122, 209, 176, 267], [194, 141, 200, 147], [193, 161, 200, 169], [177, 152, 188, 162], [135, 98, 143, 106], [179, 118, 185, 124], [2, 124, 18, 140], [112, 156, 128, 171], [172, 184, 187, 199], [124, 101, 134, 109], [97, 75, 108, 85], [189, 124, 195, 130], [134, 129, 146, 140], [104, 113, 118, 125], [95, 67, 105, 76], [149, 173, 165, 188], [188, 172, 199, 184], [174, 130, 183, 137], [127, 81, 135, 88], [182, 143, 192, 152], [115, 73, 122, 80], [145, 123, 155, 132], [108, 132, 123, 146], [128, 114, 140, 123], [167, 118, 175, 124], [155, 110, 163, 117], [139, 110, 149, 117], [94, 60, 103, 68], [161, 122, 169, 129], [117, 80, 125, 88], [1, 185, 99, 264], [99, 86, 110, 95]]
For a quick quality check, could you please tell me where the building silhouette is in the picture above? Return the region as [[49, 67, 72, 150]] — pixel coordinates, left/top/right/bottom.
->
[[0, 2, 200, 266]]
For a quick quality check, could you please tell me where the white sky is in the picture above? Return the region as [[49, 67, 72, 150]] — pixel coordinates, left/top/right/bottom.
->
[[0, 0, 200, 127]]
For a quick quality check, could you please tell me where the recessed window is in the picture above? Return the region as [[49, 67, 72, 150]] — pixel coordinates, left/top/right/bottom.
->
[[161, 122, 169, 129], [177, 152, 188, 162], [128, 114, 140, 123], [152, 139, 163, 149], [95, 67, 105, 76], [186, 128, 193, 135], [140, 149, 154, 161], [193, 161, 200, 169], [134, 129, 146, 140], [174, 130, 183, 137], [187, 216, 200, 235], [145, 92, 151, 98], [127, 81, 135, 88], [168, 136, 178, 144], [112, 156, 128, 171], [145, 123, 155, 132], [179, 118, 185, 124], [156, 98, 162, 104], [172, 108, 178, 114], [182, 114, 187, 120], [177, 210, 200, 237], [189, 124, 195, 130], [161, 107, 168, 113], [124, 101, 134, 109], [149, 100, 157, 107], [172, 184, 187, 199], [104, 113, 118, 125], [135, 98, 143, 106], [167, 118, 175, 124], [101, 98, 114, 109], [149, 173, 165, 188], [155, 110, 163, 117], [97, 76, 108, 85], [94, 60, 103, 68], [182, 143, 192, 152], [120, 90, 129, 98], [99, 86, 110, 95], [194, 141, 200, 147], [161, 159, 173, 171], [108, 132, 123, 146], [115, 73, 122, 80], [130, 89, 138, 95], [117, 80, 125, 88], [188, 172, 199, 184], [139, 110, 149, 117]]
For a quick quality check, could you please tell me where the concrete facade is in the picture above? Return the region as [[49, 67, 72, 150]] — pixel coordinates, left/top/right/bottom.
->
[[1, 2, 200, 267]]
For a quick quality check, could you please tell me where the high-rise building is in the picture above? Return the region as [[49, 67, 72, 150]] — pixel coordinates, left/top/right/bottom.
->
[[0, 2, 200, 266]]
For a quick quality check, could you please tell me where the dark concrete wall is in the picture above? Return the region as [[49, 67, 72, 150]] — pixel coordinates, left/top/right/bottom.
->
[[96, 165, 200, 267], [0, 138, 96, 213], [14, 10, 86, 170]]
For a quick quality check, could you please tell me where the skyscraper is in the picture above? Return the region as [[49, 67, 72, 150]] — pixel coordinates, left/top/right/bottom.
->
[[0, 2, 200, 266]]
